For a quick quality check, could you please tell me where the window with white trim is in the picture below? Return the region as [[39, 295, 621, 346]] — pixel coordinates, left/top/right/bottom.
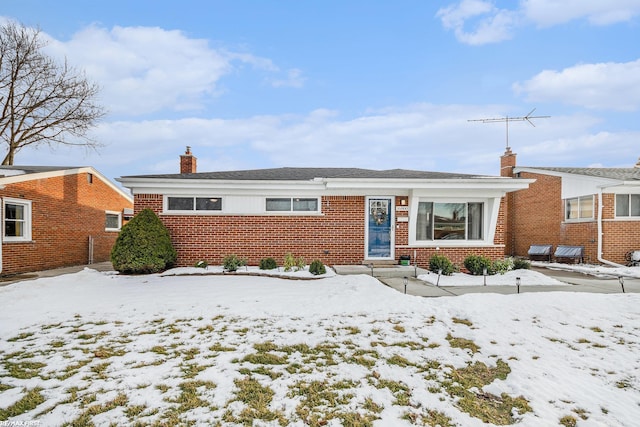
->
[[105, 211, 122, 231], [565, 196, 594, 220], [265, 197, 319, 212], [3, 198, 32, 242], [415, 201, 483, 241], [615, 194, 640, 217], [167, 196, 222, 212]]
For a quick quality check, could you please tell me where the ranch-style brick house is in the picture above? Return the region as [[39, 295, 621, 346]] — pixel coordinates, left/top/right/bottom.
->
[[117, 148, 532, 268], [501, 148, 640, 266], [0, 166, 133, 276]]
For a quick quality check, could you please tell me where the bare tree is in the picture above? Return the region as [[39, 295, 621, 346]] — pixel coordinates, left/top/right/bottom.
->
[[0, 21, 105, 165]]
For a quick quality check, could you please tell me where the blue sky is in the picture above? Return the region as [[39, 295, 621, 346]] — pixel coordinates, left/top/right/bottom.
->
[[2, 0, 640, 183]]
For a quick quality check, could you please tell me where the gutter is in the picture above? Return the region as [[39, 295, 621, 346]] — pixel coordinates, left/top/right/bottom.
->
[[597, 186, 625, 267]]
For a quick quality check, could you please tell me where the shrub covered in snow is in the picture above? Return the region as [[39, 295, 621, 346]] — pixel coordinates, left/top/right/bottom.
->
[[110, 209, 177, 274]]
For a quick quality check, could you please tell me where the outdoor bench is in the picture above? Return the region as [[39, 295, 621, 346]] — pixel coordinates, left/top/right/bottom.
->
[[554, 245, 584, 264], [527, 244, 553, 262]]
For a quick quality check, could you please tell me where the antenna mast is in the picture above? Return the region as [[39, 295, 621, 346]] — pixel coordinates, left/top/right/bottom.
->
[[468, 108, 550, 149]]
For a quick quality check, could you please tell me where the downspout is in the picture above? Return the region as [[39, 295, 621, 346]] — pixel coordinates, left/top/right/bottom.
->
[[597, 187, 625, 267]]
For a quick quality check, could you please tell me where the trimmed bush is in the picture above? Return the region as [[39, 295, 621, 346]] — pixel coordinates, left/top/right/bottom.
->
[[110, 209, 177, 274], [223, 254, 246, 272], [194, 260, 208, 269], [259, 257, 278, 270], [463, 255, 493, 275], [492, 257, 514, 274], [429, 254, 457, 276], [309, 260, 326, 275], [513, 258, 531, 270]]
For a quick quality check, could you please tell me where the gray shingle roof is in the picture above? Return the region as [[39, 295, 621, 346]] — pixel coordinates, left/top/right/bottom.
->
[[520, 167, 640, 181], [0, 165, 84, 176], [122, 167, 490, 181]]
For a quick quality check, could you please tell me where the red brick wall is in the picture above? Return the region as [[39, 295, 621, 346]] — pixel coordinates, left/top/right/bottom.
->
[[1, 172, 132, 275], [510, 172, 563, 257], [136, 193, 508, 269], [601, 194, 640, 264], [508, 173, 639, 264]]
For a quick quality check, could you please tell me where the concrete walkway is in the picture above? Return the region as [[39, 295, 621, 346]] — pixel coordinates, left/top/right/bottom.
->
[[333, 265, 640, 297], [0, 262, 115, 286]]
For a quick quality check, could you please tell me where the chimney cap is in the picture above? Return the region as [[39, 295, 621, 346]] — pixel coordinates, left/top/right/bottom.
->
[[185, 146, 192, 155], [635, 157, 640, 168]]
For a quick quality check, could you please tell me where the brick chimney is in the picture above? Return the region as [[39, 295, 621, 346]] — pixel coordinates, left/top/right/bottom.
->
[[180, 146, 197, 174], [500, 147, 516, 177]]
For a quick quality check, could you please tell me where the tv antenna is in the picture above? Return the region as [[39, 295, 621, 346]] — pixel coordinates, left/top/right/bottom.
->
[[468, 108, 550, 149]]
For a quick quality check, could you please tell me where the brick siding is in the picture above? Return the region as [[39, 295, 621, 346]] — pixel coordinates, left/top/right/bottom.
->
[[505, 171, 639, 265], [136, 194, 508, 269], [1, 172, 132, 275]]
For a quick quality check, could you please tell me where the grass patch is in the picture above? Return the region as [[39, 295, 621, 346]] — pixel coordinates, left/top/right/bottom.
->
[[243, 352, 288, 365], [372, 378, 411, 406], [7, 332, 35, 342], [403, 408, 454, 426], [93, 346, 125, 359], [224, 376, 286, 426], [559, 415, 577, 426], [452, 317, 473, 327], [0, 388, 45, 421], [208, 342, 236, 352], [443, 360, 531, 425], [446, 333, 480, 354], [58, 358, 92, 380], [3, 360, 46, 379], [166, 380, 217, 413]]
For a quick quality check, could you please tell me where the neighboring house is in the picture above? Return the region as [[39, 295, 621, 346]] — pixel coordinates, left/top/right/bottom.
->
[[500, 148, 640, 265], [0, 166, 133, 276], [117, 148, 531, 268]]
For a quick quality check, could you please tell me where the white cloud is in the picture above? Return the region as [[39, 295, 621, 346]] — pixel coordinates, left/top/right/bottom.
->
[[522, 0, 640, 26], [438, 0, 640, 44], [41, 25, 284, 116], [513, 59, 640, 111], [436, 0, 518, 45], [17, 103, 639, 183]]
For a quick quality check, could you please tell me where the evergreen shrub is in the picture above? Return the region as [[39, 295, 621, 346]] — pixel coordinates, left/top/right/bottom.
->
[[463, 255, 493, 275], [259, 257, 278, 270], [309, 260, 326, 275], [110, 209, 177, 274], [429, 254, 456, 276], [223, 254, 246, 272]]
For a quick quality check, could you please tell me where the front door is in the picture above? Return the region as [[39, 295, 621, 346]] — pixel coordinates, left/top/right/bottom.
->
[[366, 197, 393, 259]]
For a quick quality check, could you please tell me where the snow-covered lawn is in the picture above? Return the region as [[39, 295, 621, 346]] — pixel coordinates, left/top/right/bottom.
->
[[1, 268, 639, 426]]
